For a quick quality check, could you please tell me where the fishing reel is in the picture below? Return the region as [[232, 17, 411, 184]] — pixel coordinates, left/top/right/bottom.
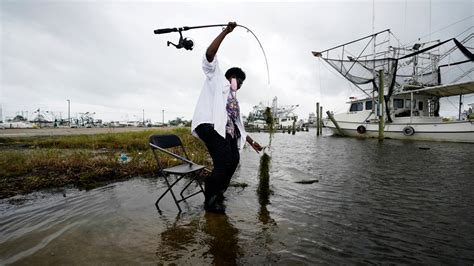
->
[[153, 23, 270, 84], [167, 29, 194, 51]]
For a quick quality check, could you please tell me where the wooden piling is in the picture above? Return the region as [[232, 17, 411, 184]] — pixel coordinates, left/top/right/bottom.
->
[[316, 102, 320, 136], [319, 106, 323, 135], [326, 111, 344, 136], [378, 69, 384, 141]]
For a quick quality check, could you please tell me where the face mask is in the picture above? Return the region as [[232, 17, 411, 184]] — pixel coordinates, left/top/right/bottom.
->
[[230, 78, 238, 92]]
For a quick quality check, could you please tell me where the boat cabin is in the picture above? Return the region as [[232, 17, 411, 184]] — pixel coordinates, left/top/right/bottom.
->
[[348, 95, 438, 118]]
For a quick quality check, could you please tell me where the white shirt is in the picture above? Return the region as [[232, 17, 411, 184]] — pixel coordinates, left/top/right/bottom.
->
[[191, 54, 247, 150]]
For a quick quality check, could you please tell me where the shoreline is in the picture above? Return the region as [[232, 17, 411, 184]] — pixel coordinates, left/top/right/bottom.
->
[[0, 126, 169, 138], [0, 126, 311, 138], [0, 127, 211, 199]]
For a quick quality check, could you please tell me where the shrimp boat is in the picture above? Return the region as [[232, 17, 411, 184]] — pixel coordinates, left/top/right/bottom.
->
[[313, 29, 474, 143]]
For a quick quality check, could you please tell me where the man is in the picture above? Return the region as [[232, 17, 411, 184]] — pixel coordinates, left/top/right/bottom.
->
[[191, 21, 263, 214]]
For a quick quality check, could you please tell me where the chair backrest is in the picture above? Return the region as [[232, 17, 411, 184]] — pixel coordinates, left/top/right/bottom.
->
[[149, 134, 183, 149], [149, 134, 194, 168]]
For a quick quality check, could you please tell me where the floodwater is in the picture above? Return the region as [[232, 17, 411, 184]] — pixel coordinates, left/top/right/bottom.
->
[[1, 130, 474, 264]]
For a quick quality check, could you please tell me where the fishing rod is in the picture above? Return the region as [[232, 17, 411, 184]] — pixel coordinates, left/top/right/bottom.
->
[[154, 24, 270, 84]]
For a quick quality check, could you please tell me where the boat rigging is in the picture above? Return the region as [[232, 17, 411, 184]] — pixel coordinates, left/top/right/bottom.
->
[[312, 29, 474, 142]]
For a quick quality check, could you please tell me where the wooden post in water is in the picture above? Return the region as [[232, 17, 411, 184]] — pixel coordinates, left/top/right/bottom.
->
[[326, 111, 344, 136], [458, 94, 463, 120], [316, 102, 320, 136], [378, 69, 385, 141], [320, 106, 323, 135]]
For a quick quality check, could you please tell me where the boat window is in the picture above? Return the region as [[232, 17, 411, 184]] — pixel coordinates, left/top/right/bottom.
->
[[418, 101, 423, 110], [365, 100, 373, 110], [394, 99, 404, 109], [406, 99, 417, 109], [350, 102, 363, 112]]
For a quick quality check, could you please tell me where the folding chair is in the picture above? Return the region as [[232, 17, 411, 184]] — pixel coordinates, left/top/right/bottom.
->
[[149, 134, 205, 212]]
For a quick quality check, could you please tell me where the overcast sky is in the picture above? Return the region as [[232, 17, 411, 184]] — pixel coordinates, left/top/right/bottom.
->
[[1, 0, 472, 123]]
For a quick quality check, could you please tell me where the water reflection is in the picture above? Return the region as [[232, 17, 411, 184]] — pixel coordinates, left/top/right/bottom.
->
[[156, 213, 241, 264], [203, 213, 241, 265], [156, 214, 202, 262], [255, 151, 278, 262], [258, 204, 275, 226]]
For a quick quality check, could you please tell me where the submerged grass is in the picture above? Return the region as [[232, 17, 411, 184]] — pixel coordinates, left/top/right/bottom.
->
[[0, 128, 210, 198], [257, 152, 271, 206], [256, 107, 275, 206]]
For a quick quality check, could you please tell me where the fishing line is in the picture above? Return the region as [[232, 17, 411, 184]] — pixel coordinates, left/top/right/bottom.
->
[[154, 24, 270, 84], [402, 15, 473, 47]]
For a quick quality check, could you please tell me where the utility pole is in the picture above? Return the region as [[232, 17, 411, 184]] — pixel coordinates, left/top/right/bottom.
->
[[67, 99, 71, 127], [162, 109, 165, 125], [142, 109, 145, 124]]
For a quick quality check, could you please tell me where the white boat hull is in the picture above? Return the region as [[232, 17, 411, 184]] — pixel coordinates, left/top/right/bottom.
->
[[325, 119, 474, 143]]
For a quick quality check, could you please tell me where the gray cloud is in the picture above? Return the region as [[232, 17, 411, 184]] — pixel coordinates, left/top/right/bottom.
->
[[1, 1, 472, 122]]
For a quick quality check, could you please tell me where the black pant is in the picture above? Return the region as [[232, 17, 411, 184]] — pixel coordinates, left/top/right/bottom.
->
[[195, 124, 240, 200]]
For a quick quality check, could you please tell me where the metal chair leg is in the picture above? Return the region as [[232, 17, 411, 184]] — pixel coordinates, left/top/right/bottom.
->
[[155, 170, 205, 212], [155, 175, 183, 212], [179, 172, 205, 201], [196, 170, 205, 194], [179, 173, 195, 199]]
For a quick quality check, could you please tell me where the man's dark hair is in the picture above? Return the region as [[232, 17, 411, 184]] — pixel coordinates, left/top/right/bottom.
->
[[225, 67, 246, 81]]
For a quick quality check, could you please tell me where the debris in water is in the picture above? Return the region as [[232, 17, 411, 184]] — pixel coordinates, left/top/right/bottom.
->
[[118, 153, 131, 163], [229, 181, 248, 188], [294, 179, 319, 184]]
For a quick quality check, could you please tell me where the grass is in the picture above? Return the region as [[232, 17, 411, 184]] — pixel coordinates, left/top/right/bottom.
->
[[256, 107, 274, 206], [264, 107, 275, 147], [0, 128, 210, 198], [0, 128, 198, 151], [257, 152, 271, 206]]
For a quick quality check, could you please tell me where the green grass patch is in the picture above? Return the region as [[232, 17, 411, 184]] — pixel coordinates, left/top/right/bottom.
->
[[0, 128, 210, 198], [0, 128, 200, 151]]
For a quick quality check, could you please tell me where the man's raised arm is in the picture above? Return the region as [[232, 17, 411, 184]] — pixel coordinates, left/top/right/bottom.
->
[[206, 22, 237, 62]]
